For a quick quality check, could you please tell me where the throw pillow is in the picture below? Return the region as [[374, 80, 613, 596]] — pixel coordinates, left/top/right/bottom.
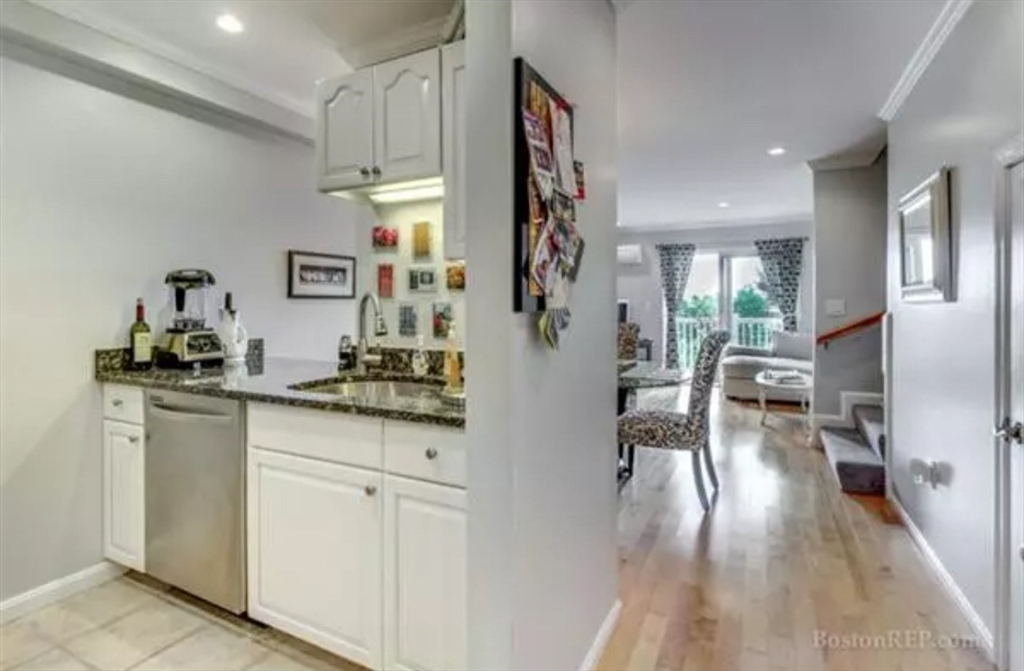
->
[[773, 331, 813, 360]]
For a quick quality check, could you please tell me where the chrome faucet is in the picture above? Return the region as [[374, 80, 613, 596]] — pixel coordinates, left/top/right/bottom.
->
[[356, 291, 388, 373]]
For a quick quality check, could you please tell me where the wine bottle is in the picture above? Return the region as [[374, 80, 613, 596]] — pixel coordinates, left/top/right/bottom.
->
[[130, 298, 152, 370]]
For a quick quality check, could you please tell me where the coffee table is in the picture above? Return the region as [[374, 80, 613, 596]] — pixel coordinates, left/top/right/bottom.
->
[[754, 370, 813, 431]]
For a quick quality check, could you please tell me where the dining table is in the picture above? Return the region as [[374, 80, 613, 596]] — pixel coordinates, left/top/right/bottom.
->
[[616, 360, 687, 485]]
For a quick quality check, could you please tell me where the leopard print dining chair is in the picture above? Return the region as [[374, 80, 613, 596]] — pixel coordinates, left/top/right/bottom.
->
[[617, 330, 731, 511], [617, 322, 640, 360]]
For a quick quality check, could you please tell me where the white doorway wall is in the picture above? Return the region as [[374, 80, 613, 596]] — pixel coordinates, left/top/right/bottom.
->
[[998, 149, 1024, 671]]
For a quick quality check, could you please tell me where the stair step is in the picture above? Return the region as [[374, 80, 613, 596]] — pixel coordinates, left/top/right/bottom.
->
[[852, 404, 885, 460], [820, 427, 884, 495]]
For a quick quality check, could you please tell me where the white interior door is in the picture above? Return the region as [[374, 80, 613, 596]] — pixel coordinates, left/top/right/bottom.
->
[[1007, 159, 1023, 671]]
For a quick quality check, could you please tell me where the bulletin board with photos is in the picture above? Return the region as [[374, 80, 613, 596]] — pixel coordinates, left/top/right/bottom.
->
[[512, 58, 586, 349]]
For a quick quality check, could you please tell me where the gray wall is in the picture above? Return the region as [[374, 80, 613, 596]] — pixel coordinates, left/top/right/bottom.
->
[[465, 1, 619, 668], [812, 157, 888, 414], [887, 0, 1023, 639], [616, 221, 813, 364], [0, 56, 363, 601]]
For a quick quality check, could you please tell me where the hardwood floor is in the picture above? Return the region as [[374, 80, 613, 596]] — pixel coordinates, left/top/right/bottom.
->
[[599, 389, 992, 671]]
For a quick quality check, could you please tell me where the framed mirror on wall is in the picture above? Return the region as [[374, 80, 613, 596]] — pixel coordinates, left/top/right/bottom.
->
[[898, 167, 954, 302]]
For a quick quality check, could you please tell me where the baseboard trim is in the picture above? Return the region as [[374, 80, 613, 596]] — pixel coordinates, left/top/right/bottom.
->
[[888, 496, 994, 659], [0, 561, 126, 624], [579, 599, 622, 671]]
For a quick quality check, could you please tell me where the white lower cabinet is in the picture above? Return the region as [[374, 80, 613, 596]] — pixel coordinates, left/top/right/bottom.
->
[[102, 419, 145, 571], [383, 475, 467, 671], [246, 408, 467, 671], [247, 448, 383, 669]]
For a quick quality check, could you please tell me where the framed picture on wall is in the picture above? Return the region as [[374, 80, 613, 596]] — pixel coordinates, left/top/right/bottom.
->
[[408, 267, 438, 293], [287, 251, 356, 299]]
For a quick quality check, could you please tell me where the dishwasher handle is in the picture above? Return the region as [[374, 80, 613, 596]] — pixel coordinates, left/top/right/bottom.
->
[[149, 403, 235, 424]]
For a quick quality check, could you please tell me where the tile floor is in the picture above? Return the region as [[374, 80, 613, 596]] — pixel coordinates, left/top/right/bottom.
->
[[0, 576, 362, 671]]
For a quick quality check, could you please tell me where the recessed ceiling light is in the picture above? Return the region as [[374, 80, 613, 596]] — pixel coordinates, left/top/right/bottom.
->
[[216, 14, 244, 34], [767, 146, 786, 156], [718, 202, 730, 208]]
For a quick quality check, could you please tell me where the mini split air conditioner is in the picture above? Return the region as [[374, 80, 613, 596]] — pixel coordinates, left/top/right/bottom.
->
[[617, 244, 643, 265]]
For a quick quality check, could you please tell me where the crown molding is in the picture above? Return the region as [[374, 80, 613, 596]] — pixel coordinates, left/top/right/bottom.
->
[[878, 0, 973, 122], [345, 15, 448, 69], [24, 0, 321, 118]]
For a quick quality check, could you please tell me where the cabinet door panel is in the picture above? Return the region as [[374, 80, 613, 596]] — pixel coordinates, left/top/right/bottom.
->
[[248, 449, 382, 669], [442, 41, 467, 260], [384, 475, 466, 671], [103, 420, 145, 571], [373, 50, 440, 183], [317, 71, 374, 191]]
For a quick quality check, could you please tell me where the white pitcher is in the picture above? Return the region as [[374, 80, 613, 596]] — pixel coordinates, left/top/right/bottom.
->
[[219, 296, 249, 365]]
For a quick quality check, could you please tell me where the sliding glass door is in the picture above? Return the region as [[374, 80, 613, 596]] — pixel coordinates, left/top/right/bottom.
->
[[677, 253, 720, 371], [674, 252, 783, 370], [727, 255, 783, 349]]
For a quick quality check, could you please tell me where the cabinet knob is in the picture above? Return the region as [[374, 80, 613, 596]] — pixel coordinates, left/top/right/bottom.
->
[[372, 166, 382, 178], [128, 435, 139, 444], [364, 485, 377, 496], [360, 167, 370, 179], [425, 447, 438, 460], [112, 399, 124, 408]]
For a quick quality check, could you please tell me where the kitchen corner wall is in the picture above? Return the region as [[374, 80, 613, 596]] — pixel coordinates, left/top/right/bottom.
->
[[0, 55, 363, 602], [465, 1, 618, 669], [356, 200, 466, 350], [887, 0, 1023, 641]]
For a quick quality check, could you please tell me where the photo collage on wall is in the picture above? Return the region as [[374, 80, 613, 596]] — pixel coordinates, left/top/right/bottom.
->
[[514, 58, 587, 349], [371, 220, 464, 341]]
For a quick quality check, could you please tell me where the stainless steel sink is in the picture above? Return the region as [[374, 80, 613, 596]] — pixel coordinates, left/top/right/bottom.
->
[[297, 379, 440, 399]]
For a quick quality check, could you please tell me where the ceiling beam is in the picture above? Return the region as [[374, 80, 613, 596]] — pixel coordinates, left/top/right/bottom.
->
[[0, 0, 314, 143]]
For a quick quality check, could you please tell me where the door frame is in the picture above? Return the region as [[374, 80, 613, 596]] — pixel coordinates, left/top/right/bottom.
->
[[993, 133, 1023, 671]]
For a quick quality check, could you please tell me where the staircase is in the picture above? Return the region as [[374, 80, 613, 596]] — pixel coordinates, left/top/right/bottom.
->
[[820, 405, 885, 495]]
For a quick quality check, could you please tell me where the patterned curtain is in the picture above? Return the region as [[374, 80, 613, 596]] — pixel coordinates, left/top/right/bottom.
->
[[655, 244, 696, 368], [754, 237, 805, 332]]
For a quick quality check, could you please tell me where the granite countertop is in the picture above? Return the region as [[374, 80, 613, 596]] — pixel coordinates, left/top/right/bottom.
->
[[96, 357, 465, 428]]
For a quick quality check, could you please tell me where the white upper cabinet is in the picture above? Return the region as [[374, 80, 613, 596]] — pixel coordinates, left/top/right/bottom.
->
[[316, 70, 375, 192], [442, 41, 467, 260], [316, 48, 443, 194], [373, 49, 441, 183]]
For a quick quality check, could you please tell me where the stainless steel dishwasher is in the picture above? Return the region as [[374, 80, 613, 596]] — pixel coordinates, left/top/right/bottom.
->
[[145, 390, 246, 613]]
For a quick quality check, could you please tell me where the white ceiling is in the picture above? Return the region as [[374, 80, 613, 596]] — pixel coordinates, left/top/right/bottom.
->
[[30, 0, 454, 115], [617, 0, 947, 229]]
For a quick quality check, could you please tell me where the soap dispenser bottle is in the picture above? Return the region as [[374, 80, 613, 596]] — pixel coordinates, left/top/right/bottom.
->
[[411, 335, 429, 377], [444, 323, 462, 393]]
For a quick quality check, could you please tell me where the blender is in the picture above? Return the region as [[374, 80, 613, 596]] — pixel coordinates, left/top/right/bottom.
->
[[155, 269, 225, 367]]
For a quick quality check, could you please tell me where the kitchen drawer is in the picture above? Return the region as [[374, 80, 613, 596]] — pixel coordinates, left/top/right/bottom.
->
[[247, 403, 383, 470], [103, 385, 144, 424], [384, 420, 465, 487]]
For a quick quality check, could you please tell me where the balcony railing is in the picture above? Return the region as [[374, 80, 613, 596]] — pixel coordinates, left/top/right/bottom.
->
[[676, 315, 784, 370], [732, 316, 784, 350]]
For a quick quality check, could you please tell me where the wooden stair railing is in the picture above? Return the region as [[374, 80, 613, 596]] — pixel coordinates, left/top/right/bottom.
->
[[816, 310, 886, 348]]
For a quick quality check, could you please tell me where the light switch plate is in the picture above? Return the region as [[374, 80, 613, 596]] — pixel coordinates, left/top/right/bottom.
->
[[825, 299, 846, 317]]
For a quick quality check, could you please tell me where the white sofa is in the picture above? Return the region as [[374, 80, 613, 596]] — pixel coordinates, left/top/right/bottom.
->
[[720, 331, 813, 402]]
